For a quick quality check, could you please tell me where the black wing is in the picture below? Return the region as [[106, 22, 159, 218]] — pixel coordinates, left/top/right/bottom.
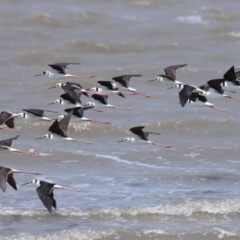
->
[[66, 82, 83, 89], [223, 66, 236, 81], [97, 81, 114, 90], [112, 75, 142, 88], [91, 94, 108, 104], [23, 109, 44, 117], [48, 120, 66, 137], [0, 112, 12, 125], [0, 135, 19, 147], [48, 63, 80, 74], [164, 64, 187, 80], [207, 79, 225, 94], [0, 167, 10, 192], [63, 89, 82, 104], [36, 184, 55, 213], [130, 126, 148, 140], [5, 118, 15, 128], [64, 107, 84, 118], [58, 110, 73, 137], [7, 174, 17, 190], [179, 85, 196, 107]]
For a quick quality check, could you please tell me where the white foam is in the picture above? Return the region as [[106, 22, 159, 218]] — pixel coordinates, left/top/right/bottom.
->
[[176, 15, 206, 24]]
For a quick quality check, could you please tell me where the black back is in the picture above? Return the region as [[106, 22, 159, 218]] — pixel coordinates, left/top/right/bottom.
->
[[189, 93, 207, 103], [23, 109, 57, 117], [91, 94, 108, 105], [48, 63, 80, 74], [112, 74, 142, 88], [36, 181, 56, 213], [97, 81, 118, 90]]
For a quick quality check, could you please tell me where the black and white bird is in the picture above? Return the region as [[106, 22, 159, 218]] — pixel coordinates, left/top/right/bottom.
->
[[178, 84, 207, 107], [118, 126, 171, 148], [23, 179, 81, 212], [48, 88, 103, 112], [48, 82, 106, 97], [36, 110, 93, 144], [112, 74, 150, 97], [23, 109, 57, 122], [94, 80, 135, 97], [187, 93, 227, 112], [221, 65, 240, 91], [0, 135, 37, 154], [0, 111, 27, 132], [199, 79, 240, 100], [34, 62, 95, 79], [0, 166, 41, 192], [90, 94, 131, 110], [64, 107, 111, 124], [148, 64, 187, 84]]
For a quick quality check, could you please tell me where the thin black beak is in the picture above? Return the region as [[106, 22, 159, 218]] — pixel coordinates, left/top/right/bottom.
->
[[167, 86, 174, 89], [33, 74, 42, 77], [48, 86, 56, 89], [147, 80, 155, 82], [35, 137, 43, 140], [47, 102, 55, 105], [22, 182, 30, 185], [118, 140, 124, 142]]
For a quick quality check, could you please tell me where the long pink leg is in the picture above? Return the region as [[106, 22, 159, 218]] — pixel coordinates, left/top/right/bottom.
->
[[209, 106, 227, 112], [128, 90, 150, 98], [225, 95, 240, 100], [151, 142, 171, 148], [85, 119, 111, 124], [0, 127, 21, 132]]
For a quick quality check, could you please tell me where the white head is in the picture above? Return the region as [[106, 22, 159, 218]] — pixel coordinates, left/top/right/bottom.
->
[[90, 87, 102, 92], [85, 102, 95, 107], [57, 115, 64, 121], [41, 71, 51, 76], [154, 76, 163, 81], [36, 134, 54, 140], [17, 112, 29, 119], [25, 179, 41, 186], [48, 99, 64, 105], [118, 137, 135, 142]]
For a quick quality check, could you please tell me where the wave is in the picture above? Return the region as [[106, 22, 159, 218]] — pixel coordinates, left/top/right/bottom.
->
[[1, 198, 240, 218]]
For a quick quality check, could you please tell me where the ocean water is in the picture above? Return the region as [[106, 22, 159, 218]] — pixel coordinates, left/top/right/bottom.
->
[[1, 0, 240, 239]]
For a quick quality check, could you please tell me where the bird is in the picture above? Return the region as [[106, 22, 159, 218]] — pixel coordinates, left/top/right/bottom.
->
[[0, 111, 27, 132], [118, 126, 171, 148], [221, 65, 240, 91], [48, 88, 103, 112], [112, 74, 150, 97], [23, 109, 57, 122], [48, 82, 108, 97], [0, 166, 41, 192], [23, 179, 81, 212], [148, 64, 187, 83], [90, 93, 131, 110], [35, 110, 93, 144], [0, 135, 38, 154], [178, 84, 207, 107], [95, 80, 136, 97], [34, 62, 95, 79], [64, 106, 111, 124], [199, 79, 240, 100], [187, 93, 227, 112]]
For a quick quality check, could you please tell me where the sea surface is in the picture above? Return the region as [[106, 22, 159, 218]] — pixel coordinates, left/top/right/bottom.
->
[[1, 0, 240, 239]]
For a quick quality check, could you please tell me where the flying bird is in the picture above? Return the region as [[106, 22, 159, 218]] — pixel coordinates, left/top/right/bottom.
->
[[23, 179, 81, 212], [34, 62, 95, 79], [0, 166, 41, 192], [118, 126, 171, 148], [36, 110, 93, 144]]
